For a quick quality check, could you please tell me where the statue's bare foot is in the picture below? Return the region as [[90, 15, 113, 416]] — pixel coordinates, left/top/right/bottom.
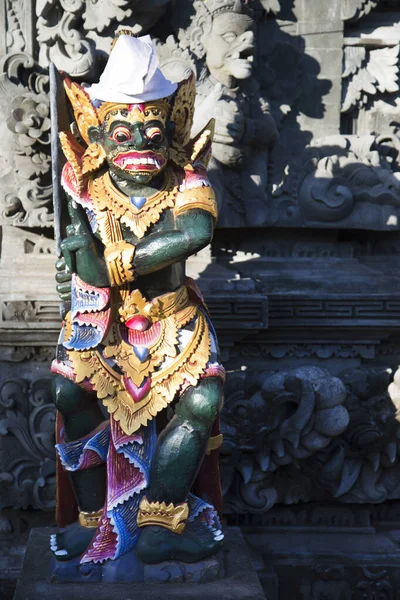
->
[[136, 518, 223, 564], [50, 523, 97, 561]]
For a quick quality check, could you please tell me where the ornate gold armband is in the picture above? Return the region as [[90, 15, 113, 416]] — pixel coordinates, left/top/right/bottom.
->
[[174, 187, 218, 221], [79, 507, 103, 528], [137, 497, 189, 534], [104, 240, 136, 287]]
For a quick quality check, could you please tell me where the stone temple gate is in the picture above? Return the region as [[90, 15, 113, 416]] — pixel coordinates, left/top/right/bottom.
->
[[3, 0, 400, 597]]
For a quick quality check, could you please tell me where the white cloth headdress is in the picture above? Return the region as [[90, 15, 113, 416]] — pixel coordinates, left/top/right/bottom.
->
[[88, 35, 177, 103]]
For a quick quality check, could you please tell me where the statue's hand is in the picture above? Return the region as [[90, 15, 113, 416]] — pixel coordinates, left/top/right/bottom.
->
[[60, 228, 109, 288], [60, 226, 93, 272], [55, 256, 72, 302], [214, 99, 245, 145]]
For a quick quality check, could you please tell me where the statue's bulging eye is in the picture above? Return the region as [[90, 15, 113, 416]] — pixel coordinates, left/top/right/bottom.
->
[[111, 126, 132, 143], [222, 32, 237, 44], [146, 126, 163, 144]]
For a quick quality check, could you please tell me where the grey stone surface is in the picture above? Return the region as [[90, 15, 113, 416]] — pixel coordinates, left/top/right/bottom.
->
[[13, 527, 266, 600], [244, 508, 400, 599]]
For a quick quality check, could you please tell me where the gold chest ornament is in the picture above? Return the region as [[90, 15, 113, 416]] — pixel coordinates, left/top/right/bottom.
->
[[88, 167, 178, 242]]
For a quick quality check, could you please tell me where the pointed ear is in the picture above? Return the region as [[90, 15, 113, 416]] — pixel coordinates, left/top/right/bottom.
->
[[170, 72, 196, 149], [63, 77, 102, 145], [190, 118, 215, 167], [59, 131, 86, 194]]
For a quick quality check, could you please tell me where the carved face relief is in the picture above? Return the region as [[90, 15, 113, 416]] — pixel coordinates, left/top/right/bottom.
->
[[204, 12, 254, 87], [90, 104, 170, 185]]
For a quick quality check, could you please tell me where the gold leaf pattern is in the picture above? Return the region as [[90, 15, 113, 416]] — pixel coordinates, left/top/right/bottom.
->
[[88, 168, 178, 240], [68, 307, 211, 435], [63, 79, 102, 145]]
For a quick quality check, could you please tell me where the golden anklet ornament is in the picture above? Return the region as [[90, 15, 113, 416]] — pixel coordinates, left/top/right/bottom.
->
[[137, 497, 189, 534], [79, 507, 103, 528]]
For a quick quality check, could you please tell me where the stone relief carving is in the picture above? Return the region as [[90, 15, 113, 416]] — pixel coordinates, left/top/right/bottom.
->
[[2, 301, 38, 322], [4, 0, 27, 53], [221, 366, 350, 511], [299, 566, 393, 600], [301, 567, 351, 600], [342, 44, 399, 114], [0, 346, 54, 363], [0, 377, 55, 510], [36, 0, 172, 79], [221, 365, 400, 514], [0, 53, 52, 226], [237, 343, 375, 360], [342, 16, 400, 140], [274, 134, 400, 228], [341, 0, 380, 22], [353, 568, 393, 600], [166, 0, 278, 226], [36, 0, 97, 79]]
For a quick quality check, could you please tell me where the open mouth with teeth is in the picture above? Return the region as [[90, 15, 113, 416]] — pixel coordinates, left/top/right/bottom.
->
[[224, 43, 255, 78], [113, 151, 167, 172], [226, 41, 255, 63]]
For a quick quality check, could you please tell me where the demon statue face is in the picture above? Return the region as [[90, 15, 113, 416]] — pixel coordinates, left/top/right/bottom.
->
[[204, 6, 255, 88], [88, 101, 171, 185]]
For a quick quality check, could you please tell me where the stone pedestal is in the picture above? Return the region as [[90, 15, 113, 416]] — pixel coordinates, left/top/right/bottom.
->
[[245, 518, 400, 599], [13, 527, 266, 600]]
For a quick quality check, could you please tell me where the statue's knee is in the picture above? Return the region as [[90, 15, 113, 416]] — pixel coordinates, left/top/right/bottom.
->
[[52, 375, 89, 415], [177, 378, 223, 427]]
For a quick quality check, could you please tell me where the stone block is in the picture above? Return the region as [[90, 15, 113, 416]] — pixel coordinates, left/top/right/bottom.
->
[[245, 524, 400, 599], [13, 527, 266, 600]]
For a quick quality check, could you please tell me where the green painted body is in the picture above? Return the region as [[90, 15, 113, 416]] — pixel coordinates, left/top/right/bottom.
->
[[53, 113, 224, 563]]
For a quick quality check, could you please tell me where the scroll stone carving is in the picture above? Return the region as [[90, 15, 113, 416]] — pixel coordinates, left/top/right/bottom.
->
[[274, 134, 400, 228], [36, 0, 173, 79], [221, 364, 400, 514], [37, 0, 96, 79]]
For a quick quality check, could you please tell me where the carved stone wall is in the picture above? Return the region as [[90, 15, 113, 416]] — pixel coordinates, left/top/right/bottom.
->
[[2, 0, 400, 597]]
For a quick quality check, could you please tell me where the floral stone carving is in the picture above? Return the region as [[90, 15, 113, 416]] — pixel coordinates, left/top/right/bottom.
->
[[0, 377, 55, 510], [0, 53, 52, 226]]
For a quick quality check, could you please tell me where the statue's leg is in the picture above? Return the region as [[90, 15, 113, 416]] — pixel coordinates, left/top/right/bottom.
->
[[51, 374, 106, 561], [136, 377, 224, 563]]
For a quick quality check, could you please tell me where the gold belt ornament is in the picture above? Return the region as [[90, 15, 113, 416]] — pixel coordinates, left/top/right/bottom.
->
[[68, 291, 211, 435], [119, 285, 190, 323]]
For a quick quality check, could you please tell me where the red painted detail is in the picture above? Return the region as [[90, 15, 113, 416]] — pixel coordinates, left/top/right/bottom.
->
[[126, 320, 162, 347], [124, 376, 151, 403], [125, 315, 151, 331]]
